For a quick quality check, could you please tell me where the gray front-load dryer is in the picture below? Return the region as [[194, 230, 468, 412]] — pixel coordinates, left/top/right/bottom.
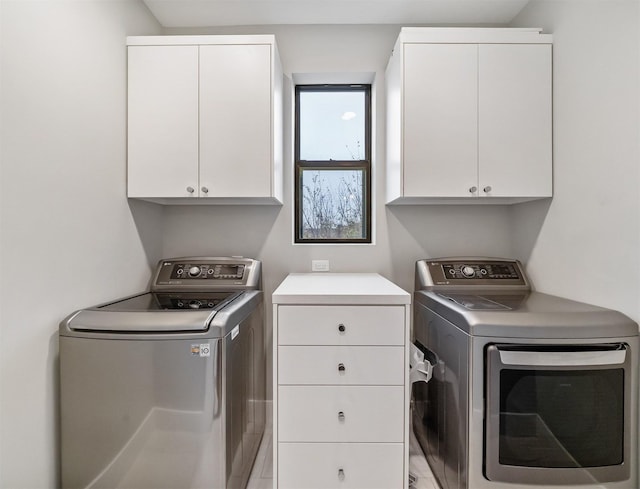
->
[[59, 257, 265, 489], [412, 257, 638, 489]]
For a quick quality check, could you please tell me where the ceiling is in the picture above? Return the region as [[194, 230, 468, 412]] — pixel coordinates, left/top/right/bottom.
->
[[143, 0, 532, 28]]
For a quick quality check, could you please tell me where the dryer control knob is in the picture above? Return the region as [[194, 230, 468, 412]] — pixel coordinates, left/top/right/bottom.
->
[[461, 266, 476, 278], [188, 266, 201, 277]]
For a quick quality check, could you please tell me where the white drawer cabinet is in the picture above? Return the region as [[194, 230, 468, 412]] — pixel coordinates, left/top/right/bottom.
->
[[272, 273, 411, 489], [386, 28, 552, 205]]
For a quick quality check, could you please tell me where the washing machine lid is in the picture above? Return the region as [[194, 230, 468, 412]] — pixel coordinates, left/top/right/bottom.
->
[[60, 257, 263, 336], [61, 289, 262, 339], [415, 290, 639, 339], [98, 291, 242, 312], [63, 291, 242, 333]]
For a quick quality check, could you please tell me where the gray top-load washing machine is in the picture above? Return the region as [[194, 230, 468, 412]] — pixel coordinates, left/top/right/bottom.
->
[[412, 257, 638, 489], [59, 257, 265, 489]]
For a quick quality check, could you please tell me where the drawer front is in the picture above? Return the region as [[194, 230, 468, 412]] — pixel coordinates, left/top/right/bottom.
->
[[277, 442, 404, 489], [277, 305, 405, 346], [278, 346, 405, 385], [278, 385, 404, 442]]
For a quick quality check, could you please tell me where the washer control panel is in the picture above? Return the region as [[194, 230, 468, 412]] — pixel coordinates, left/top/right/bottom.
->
[[151, 257, 261, 291], [170, 263, 245, 280]]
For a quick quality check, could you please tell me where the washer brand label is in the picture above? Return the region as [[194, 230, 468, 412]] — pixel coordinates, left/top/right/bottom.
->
[[231, 325, 240, 340], [191, 344, 211, 357]]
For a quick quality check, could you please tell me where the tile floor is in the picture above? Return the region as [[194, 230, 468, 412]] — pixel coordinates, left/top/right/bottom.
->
[[246, 426, 439, 489]]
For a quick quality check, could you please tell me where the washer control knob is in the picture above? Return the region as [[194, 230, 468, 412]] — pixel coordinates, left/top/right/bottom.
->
[[188, 266, 201, 277], [461, 266, 476, 278]]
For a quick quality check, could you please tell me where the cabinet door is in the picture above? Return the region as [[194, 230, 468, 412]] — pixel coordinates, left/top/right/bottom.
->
[[403, 44, 478, 197], [199, 44, 272, 198], [127, 46, 199, 198], [479, 44, 552, 198]]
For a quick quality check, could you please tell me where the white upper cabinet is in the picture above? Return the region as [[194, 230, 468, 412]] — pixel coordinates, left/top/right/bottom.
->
[[386, 28, 553, 204], [127, 35, 283, 204]]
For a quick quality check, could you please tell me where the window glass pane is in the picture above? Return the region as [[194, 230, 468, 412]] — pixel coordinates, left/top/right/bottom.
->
[[300, 169, 365, 240], [299, 91, 366, 161]]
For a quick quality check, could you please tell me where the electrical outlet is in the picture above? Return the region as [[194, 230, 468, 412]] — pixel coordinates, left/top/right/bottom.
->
[[311, 260, 330, 272]]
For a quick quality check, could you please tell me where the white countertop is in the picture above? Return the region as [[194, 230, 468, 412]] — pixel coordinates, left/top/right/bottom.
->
[[272, 273, 411, 305]]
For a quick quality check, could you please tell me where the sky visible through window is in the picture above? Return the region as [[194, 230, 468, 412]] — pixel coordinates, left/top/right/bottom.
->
[[299, 90, 365, 160], [298, 89, 368, 241]]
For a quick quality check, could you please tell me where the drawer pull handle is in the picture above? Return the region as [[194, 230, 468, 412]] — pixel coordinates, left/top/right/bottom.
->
[[338, 323, 346, 333], [338, 411, 345, 421], [338, 363, 346, 372], [338, 468, 345, 481]]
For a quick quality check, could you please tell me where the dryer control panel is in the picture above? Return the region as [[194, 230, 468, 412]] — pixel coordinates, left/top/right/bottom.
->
[[441, 262, 520, 280], [416, 258, 529, 291]]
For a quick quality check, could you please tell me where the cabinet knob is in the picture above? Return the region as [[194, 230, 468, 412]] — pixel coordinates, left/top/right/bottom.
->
[[338, 411, 345, 421], [469, 186, 477, 194], [186, 186, 195, 194], [338, 468, 345, 481], [483, 186, 492, 193], [338, 363, 346, 372], [338, 323, 346, 333], [201, 186, 209, 194]]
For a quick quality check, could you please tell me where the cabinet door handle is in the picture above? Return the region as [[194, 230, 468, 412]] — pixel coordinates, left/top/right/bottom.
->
[[186, 186, 195, 194], [338, 411, 345, 421], [483, 186, 492, 193], [201, 186, 209, 194], [469, 186, 477, 194], [338, 363, 346, 372], [338, 468, 345, 481], [338, 323, 346, 333]]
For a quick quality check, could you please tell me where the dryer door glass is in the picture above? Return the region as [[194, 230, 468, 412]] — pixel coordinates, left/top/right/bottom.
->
[[498, 368, 623, 467]]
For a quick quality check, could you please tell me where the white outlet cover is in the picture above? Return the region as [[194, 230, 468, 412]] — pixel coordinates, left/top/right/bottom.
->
[[312, 260, 330, 272]]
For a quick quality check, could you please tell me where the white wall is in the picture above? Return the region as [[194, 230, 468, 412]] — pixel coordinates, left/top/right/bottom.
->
[[510, 0, 640, 322], [0, 1, 162, 486], [162, 24, 514, 399]]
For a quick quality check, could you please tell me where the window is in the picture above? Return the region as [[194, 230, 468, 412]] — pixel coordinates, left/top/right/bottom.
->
[[294, 84, 372, 243]]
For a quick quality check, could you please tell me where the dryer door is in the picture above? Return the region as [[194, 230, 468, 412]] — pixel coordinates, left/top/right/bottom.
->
[[485, 343, 630, 485]]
